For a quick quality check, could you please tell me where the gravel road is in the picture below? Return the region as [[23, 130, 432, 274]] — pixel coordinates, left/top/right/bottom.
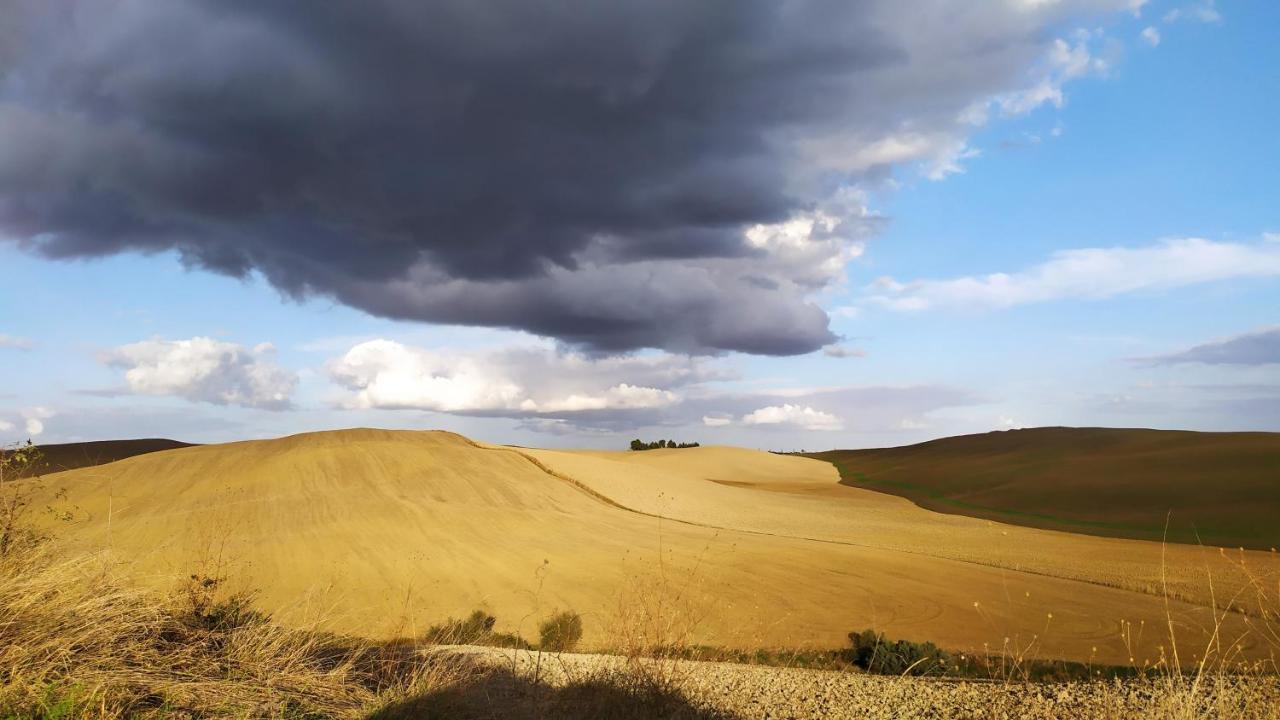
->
[[435, 646, 1280, 720]]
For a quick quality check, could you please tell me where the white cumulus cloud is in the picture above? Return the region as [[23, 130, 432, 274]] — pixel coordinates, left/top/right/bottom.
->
[[101, 337, 297, 410], [742, 404, 844, 431], [329, 340, 703, 416], [0, 334, 33, 350]]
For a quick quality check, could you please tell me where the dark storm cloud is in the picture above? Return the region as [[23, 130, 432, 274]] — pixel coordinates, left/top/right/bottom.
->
[[0, 0, 1118, 354]]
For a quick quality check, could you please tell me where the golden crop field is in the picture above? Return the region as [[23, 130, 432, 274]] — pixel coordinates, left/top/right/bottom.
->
[[21, 428, 1280, 668]]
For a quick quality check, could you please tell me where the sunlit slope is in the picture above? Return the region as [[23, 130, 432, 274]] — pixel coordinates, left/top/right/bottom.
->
[[524, 446, 1277, 628], [26, 430, 1276, 665], [806, 427, 1280, 549]]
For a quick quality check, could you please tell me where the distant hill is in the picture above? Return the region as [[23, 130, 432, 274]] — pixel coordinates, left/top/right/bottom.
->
[[806, 427, 1280, 550], [6, 438, 194, 477]]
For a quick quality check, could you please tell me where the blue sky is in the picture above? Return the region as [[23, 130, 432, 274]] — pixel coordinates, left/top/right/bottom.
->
[[1, 0, 1277, 449]]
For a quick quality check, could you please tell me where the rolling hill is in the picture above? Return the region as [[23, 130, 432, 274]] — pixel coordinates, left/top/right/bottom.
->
[[806, 427, 1280, 549], [18, 428, 1279, 666], [5, 438, 194, 477]]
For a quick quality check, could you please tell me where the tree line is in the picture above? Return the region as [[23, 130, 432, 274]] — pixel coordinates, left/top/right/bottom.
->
[[628, 439, 701, 451]]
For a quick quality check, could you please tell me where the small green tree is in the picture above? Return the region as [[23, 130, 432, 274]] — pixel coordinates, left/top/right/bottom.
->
[[538, 610, 583, 652]]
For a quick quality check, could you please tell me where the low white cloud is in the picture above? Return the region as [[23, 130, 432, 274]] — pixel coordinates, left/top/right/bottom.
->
[[7, 407, 55, 437], [742, 404, 844, 431], [1141, 26, 1161, 46], [329, 340, 705, 416], [536, 384, 678, 413], [328, 342, 975, 438], [867, 237, 1280, 311], [101, 337, 297, 410], [0, 334, 33, 350], [0, 415, 38, 438], [823, 345, 868, 359]]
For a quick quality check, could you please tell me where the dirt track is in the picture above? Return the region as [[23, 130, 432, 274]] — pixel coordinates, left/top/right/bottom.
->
[[441, 646, 1280, 720]]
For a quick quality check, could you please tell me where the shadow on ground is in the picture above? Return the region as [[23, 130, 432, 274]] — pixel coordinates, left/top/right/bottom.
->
[[370, 664, 738, 720]]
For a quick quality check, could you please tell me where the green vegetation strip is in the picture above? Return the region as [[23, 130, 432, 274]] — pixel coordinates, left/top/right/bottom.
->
[[827, 461, 1247, 545]]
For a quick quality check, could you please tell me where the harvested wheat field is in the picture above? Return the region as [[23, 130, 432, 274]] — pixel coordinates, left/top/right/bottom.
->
[[20, 428, 1279, 672]]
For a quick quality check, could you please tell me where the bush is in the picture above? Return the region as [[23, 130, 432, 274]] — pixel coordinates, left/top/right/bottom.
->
[[423, 609, 532, 649], [846, 629, 950, 676], [424, 609, 495, 645], [539, 610, 584, 652]]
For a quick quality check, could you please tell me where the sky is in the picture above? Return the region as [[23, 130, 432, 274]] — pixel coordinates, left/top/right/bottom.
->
[[1, 0, 1277, 450]]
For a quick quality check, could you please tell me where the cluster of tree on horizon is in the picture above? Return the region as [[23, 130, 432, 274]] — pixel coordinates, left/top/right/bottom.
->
[[629, 439, 700, 451]]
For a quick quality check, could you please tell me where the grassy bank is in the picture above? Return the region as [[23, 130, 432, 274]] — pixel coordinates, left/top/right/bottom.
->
[[805, 427, 1280, 549]]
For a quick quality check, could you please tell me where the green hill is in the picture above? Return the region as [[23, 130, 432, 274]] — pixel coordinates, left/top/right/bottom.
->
[[807, 427, 1280, 550]]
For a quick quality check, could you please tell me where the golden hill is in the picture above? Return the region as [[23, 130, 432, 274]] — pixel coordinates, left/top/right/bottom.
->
[[21, 429, 1280, 666], [806, 427, 1280, 549]]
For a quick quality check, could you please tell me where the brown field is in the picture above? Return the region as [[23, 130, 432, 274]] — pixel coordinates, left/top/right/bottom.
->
[[807, 427, 1280, 549], [6, 437, 194, 477], [18, 428, 1280, 669]]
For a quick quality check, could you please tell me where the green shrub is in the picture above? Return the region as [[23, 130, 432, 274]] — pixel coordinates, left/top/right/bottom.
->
[[424, 609, 496, 645], [422, 609, 532, 649], [539, 610, 584, 652], [846, 629, 950, 676]]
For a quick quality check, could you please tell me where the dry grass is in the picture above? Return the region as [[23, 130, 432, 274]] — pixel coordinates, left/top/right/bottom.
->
[[0, 538, 460, 718], [1, 529, 1277, 719]]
